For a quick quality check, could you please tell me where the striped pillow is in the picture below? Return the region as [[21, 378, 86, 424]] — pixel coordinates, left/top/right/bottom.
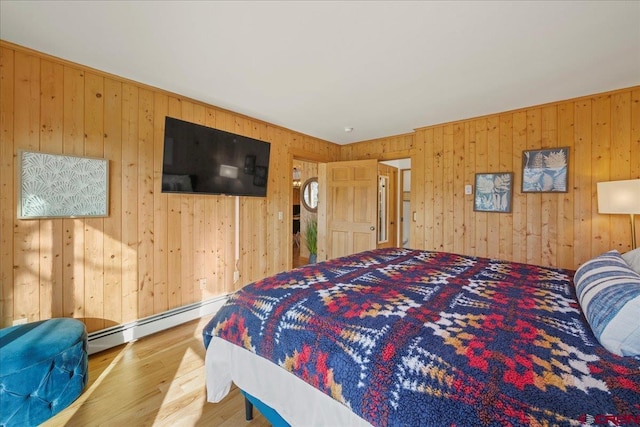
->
[[574, 250, 640, 356]]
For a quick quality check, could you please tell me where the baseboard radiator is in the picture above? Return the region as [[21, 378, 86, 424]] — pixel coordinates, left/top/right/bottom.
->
[[87, 295, 229, 355]]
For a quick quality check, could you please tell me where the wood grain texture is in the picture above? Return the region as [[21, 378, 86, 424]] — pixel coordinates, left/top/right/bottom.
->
[[0, 42, 339, 329], [349, 87, 639, 270], [40, 318, 270, 427], [0, 47, 16, 326], [1, 40, 637, 331]]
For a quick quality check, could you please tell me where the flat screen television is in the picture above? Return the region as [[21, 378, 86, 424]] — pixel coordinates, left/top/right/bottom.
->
[[161, 117, 271, 197]]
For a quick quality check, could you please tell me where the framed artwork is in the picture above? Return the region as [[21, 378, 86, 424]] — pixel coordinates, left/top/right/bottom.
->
[[18, 150, 109, 219], [522, 147, 568, 193], [474, 173, 513, 213]]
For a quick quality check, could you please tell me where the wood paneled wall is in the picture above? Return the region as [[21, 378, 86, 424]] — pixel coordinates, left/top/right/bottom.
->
[[0, 42, 340, 330], [340, 133, 415, 161], [2, 40, 638, 331], [344, 87, 640, 270]]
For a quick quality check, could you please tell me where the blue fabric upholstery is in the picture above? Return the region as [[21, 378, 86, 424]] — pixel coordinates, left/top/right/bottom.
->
[[0, 318, 88, 427], [241, 390, 291, 427]]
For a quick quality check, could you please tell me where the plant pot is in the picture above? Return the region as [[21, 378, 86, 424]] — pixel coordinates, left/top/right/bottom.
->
[[309, 253, 317, 264]]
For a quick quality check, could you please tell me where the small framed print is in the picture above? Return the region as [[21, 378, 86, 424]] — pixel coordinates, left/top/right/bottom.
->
[[474, 173, 513, 213], [522, 147, 568, 193]]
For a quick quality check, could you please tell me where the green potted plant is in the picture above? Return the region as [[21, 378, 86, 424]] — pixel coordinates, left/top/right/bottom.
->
[[305, 217, 318, 264]]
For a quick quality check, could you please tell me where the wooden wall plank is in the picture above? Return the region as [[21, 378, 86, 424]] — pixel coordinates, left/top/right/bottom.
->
[[120, 83, 139, 323], [103, 77, 123, 327], [166, 97, 182, 309], [610, 92, 633, 251], [410, 131, 425, 250], [498, 114, 513, 261], [214, 110, 235, 293], [486, 116, 500, 259], [0, 46, 15, 326], [240, 198, 251, 285], [202, 107, 217, 297], [422, 129, 434, 250], [153, 93, 169, 313], [432, 127, 444, 251], [38, 59, 64, 319], [511, 111, 527, 263], [556, 102, 575, 268], [84, 72, 105, 331], [452, 123, 465, 255], [236, 114, 252, 286], [474, 119, 488, 258], [632, 89, 640, 248], [137, 89, 155, 318], [573, 99, 593, 268], [540, 105, 558, 268], [268, 126, 282, 274], [442, 124, 454, 252], [62, 66, 85, 320], [192, 104, 207, 302], [591, 96, 611, 256], [13, 51, 41, 322], [255, 122, 270, 279], [216, 111, 235, 292], [631, 89, 640, 180], [178, 102, 195, 305], [462, 122, 474, 255], [525, 109, 542, 266]]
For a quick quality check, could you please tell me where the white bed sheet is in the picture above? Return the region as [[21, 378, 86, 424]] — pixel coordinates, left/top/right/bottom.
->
[[205, 336, 374, 427]]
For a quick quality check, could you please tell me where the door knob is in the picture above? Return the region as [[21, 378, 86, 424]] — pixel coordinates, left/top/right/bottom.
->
[[370, 226, 375, 231]]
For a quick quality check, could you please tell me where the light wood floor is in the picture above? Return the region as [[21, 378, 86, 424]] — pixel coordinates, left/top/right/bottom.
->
[[293, 241, 307, 269], [42, 317, 270, 427]]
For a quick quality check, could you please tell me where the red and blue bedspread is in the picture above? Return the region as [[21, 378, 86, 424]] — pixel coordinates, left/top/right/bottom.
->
[[203, 248, 640, 426]]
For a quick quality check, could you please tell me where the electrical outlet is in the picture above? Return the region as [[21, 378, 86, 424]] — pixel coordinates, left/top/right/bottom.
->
[[233, 270, 240, 283], [199, 278, 207, 289], [465, 184, 473, 195]]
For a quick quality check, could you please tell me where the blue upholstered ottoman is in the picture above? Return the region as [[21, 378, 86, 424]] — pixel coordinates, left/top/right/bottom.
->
[[0, 318, 88, 427]]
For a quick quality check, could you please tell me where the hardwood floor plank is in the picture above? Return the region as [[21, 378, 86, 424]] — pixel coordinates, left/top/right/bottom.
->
[[41, 318, 270, 427]]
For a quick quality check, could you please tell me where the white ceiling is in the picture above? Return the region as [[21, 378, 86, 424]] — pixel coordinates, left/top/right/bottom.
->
[[1, 1, 639, 145]]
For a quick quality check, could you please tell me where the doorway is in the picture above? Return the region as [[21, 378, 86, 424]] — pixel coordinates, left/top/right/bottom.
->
[[379, 158, 411, 249], [298, 157, 411, 265], [292, 159, 318, 268]]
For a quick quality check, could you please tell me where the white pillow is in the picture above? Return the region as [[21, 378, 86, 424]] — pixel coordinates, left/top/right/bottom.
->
[[622, 247, 640, 274]]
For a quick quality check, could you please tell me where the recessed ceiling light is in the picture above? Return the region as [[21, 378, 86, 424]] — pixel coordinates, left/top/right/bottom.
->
[[344, 127, 354, 133]]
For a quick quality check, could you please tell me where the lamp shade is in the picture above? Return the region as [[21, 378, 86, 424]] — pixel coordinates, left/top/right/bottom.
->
[[597, 179, 640, 214]]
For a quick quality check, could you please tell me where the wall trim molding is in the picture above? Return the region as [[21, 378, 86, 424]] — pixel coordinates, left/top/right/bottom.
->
[[87, 295, 229, 355]]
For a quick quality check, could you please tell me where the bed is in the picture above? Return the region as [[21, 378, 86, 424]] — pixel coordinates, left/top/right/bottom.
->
[[203, 248, 640, 426]]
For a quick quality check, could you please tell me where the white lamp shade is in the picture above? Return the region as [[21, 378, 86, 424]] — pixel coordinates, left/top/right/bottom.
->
[[597, 179, 640, 214]]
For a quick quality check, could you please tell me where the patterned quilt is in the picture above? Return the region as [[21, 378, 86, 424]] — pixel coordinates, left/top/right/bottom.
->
[[203, 248, 640, 427]]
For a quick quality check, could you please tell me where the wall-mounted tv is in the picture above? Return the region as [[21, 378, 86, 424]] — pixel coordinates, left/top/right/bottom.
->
[[162, 117, 271, 197]]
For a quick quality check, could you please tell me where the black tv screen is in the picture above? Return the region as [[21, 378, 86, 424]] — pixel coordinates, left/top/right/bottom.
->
[[161, 117, 271, 197]]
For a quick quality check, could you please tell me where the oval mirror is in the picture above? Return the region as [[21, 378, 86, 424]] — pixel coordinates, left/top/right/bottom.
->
[[301, 178, 319, 212]]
